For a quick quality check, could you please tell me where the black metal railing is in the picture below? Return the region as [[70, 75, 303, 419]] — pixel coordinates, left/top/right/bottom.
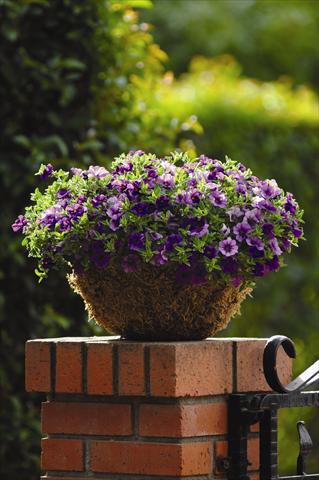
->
[[224, 335, 319, 480]]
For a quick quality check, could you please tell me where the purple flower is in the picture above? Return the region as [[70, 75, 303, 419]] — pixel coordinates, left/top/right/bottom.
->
[[109, 218, 120, 231], [57, 188, 70, 200], [176, 259, 207, 286], [66, 203, 87, 220], [219, 237, 238, 256], [220, 224, 230, 237], [40, 164, 54, 180], [151, 249, 168, 266], [253, 263, 267, 277], [122, 254, 142, 273], [248, 246, 264, 258], [227, 206, 244, 221], [281, 238, 291, 251], [71, 167, 83, 176], [219, 257, 238, 274], [209, 191, 227, 208], [156, 195, 170, 210], [284, 193, 297, 215], [233, 221, 251, 242], [244, 208, 262, 225], [253, 180, 281, 199], [91, 241, 110, 269], [292, 227, 303, 238], [262, 223, 274, 238], [176, 191, 192, 205], [12, 215, 28, 233], [246, 236, 264, 251], [91, 194, 107, 208], [189, 217, 209, 237], [87, 165, 108, 178], [131, 202, 155, 216], [106, 197, 122, 220], [164, 234, 183, 251], [39, 206, 63, 228], [190, 189, 201, 204], [269, 238, 282, 256], [128, 232, 145, 251], [232, 275, 242, 287], [266, 256, 280, 272], [236, 183, 247, 195], [147, 168, 158, 179], [116, 160, 133, 174], [58, 217, 71, 232], [148, 230, 163, 241], [77, 194, 87, 203], [204, 246, 217, 259], [158, 173, 175, 188]]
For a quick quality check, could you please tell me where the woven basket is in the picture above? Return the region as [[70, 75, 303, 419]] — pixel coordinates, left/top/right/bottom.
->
[[68, 261, 252, 341]]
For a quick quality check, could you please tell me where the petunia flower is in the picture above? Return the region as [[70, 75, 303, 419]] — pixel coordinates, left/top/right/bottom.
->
[[246, 236, 264, 251], [12, 215, 29, 233], [219, 237, 238, 256], [233, 221, 251, 242], [269, 238, 282, 256], [40, 164, 54, 180], [128, 232, 145, 251]]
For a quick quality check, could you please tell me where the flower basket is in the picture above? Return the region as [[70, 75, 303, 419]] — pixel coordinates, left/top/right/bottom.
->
[[13, 151, 304, 341], [68, 262, 252, 340]]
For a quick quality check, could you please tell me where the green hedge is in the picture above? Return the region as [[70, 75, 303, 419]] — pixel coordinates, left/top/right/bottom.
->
[[0, 1, 189, 477], [158, 56, 319, 472], [143, 0, 319, 88]]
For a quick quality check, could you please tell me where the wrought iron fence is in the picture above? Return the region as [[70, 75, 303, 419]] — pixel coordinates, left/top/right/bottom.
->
[[224, 335, 319, 479]]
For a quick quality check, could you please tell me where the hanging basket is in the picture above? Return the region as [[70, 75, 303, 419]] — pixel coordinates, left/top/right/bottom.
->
[[68, 261, 252, 341]]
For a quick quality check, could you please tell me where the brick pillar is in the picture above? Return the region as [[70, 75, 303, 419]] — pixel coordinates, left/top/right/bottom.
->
[[25, 337, 292, 480]]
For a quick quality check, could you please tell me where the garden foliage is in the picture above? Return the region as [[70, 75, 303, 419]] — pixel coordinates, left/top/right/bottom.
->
[[1, 0, 318, 477], [143, 0, 319, 88], [0, 1, 187, 478]]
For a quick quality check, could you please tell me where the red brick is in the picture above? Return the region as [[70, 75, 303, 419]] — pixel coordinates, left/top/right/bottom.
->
[[42, 402, 132, 435], [91, 440, 212, 475], [214, 438, 259, 473], [25, 341, 51, 392], [236, 339, 292, 392], [150, 340, 232, 396], [118, 343, 145, 395], [87, 342, 113, 395], [140, 402, 227, 437], [41, 438, 83, 471], [55, 342, 82, 393]]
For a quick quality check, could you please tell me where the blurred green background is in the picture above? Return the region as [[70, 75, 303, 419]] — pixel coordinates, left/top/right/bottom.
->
[[0, 0, 318, 477]]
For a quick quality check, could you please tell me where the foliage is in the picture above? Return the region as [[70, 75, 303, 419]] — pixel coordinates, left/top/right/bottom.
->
[[0, 1, 190, 478], [157, 55, 319, 473], [15, 153, 303, 291], [142, 0, 319, 88]]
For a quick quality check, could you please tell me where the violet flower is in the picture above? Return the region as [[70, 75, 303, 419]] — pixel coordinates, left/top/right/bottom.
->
[[219, 237, 238, 256]]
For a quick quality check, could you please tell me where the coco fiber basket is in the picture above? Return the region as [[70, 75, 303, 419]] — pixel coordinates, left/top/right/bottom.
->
[[68, 261, 252, 341]]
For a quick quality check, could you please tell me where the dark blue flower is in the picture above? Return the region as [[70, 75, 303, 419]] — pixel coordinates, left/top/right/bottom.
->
[[164, 234, 183, 251], [266, 256, 280, 272], [57, 188, 71, 200], [204, 246, 217, 259], [131, 202, 155, 216], [40, 164, 54, 180], [219, 257, 238, 274], [91, 194, 107, 208], [128, 232, 145, 251]]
